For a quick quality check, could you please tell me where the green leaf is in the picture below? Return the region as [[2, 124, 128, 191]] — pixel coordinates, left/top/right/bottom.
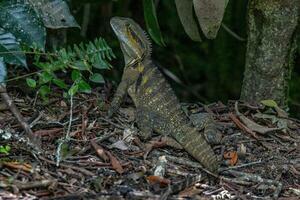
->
[[78, 79, 91, 93], [72, 60, 89, 70], [0, 145, 10, 155], [71, 70, 81, 81], [39, 71, 53, 84], [0, 57, 7, 83], [53, 78, 67, 89], [143, 0, 165, 46], [261, 99, 288, 118], [68, 84, 78, 96], [0, 0, 46, 50], [260, 100, 278, 108], [0, 27, 27, 67], [193, 0, 227, 39], [175, 0, 201, 42], [89, 73, 104, 83], [39, 85, 51, 98], [92, 55, 110, 69], [26, 78, 36, 88], [26, 0, 80, 29]]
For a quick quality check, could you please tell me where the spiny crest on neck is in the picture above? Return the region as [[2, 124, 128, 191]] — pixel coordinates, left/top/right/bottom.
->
[[110, 17, 152, 60]]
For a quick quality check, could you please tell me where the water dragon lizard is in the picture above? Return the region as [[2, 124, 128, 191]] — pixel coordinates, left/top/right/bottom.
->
[[108, 17, 219, 173]]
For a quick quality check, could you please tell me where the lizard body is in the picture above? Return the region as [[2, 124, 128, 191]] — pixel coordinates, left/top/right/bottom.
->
[[109, 17, 219, 173]]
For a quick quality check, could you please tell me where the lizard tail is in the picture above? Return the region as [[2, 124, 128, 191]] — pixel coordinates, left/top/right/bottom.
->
[[173, 125, 219, 173]]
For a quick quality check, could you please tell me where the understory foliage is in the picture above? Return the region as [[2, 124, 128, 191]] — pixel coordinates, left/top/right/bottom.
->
[[143, 0, 229, 45], [0, 0, 114, 100], [29, 38, 115, 99]]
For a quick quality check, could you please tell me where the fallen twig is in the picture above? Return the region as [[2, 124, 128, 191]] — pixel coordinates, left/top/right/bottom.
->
[[0, 84, 40, 151]]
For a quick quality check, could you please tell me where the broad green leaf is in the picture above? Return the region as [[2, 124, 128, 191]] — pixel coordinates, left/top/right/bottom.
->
[[0, 57, 7, 83], [53, 78, 67, 89], [78, 80, 91, 93], [26, 78, 36, 88], [0, 0, 46, 50], [0, 27, 27, 67], [193, 0, 227, 39], [89, 73, 104, 83], [71, 70, 81, 81], [39, 71, 53, 84], [39, 85, 51, 98], [143, 0, 165, 46], [175, 0, 201, 42], [0, 145, 10, 154], [68, 84, 78, 96], [26, 0, 80, 29], [260, 99, 278, 108]]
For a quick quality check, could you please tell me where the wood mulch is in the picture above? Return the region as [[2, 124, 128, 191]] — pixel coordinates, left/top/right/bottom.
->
[[0, 87, 299, 200]]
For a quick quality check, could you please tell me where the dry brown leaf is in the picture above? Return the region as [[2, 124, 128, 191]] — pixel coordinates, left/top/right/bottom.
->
[[146, 175, 170, 187], [91, 140, 109, 162], [34, 128, 62, 137], [3, 161, 32, 172], [224, 151, 238, 166], [106, 151, 124, 174], [235, 102, 281, 134]]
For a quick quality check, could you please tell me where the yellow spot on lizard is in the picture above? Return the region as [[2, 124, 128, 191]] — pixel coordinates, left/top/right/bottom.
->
[[137, 63, 144, 72], [145, 87, 152, 94], [142, 75, 148, 85]]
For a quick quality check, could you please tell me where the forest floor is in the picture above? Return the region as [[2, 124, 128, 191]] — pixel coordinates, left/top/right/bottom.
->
[[0, 86, 299, 200]]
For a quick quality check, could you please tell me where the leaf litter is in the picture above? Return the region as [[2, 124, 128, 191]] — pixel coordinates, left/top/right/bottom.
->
[[0, 87, 299, 199]]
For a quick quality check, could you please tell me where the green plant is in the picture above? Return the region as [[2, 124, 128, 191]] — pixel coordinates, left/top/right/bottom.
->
[[0, 0, 114, 146], [142, 0, 229, 45], [0, 0, 80, 77], [27, 38, 115, 99], [0, 145, 11, 155]]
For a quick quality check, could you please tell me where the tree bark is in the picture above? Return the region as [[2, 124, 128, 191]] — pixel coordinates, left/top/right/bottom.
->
[[241, 0, 299, 107]]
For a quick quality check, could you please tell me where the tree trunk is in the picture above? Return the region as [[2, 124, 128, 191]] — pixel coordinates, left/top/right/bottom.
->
[[241, 0, 299, 107]]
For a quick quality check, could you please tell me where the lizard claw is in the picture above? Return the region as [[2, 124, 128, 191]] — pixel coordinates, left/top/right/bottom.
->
[[107, 105, 117, 118]]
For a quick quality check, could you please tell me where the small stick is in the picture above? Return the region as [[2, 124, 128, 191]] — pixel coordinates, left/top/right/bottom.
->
[[0, 84, 40, 150], [220, 160, 263, 171], [228, 112, 258, 139]]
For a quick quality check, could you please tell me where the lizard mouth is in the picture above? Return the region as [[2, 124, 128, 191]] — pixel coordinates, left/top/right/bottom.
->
[[110, 17, 128, 35], [110, 16, 152, 59]]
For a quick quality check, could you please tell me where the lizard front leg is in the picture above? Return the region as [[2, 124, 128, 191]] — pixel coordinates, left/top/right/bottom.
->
[[108, 79, 130, 118], [108, 66, 139, 117]]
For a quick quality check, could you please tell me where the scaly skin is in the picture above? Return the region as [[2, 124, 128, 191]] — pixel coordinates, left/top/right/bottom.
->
[[167, 174, 203, 195], [109, 17, 219, 173]]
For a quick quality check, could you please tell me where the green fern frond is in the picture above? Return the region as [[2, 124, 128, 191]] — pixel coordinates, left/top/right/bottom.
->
[[52, 37, 115, 71], [30, 37, 115, 98]]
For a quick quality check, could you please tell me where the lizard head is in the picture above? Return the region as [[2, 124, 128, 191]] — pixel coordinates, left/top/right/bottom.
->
[[110, 17, 152, 67]]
